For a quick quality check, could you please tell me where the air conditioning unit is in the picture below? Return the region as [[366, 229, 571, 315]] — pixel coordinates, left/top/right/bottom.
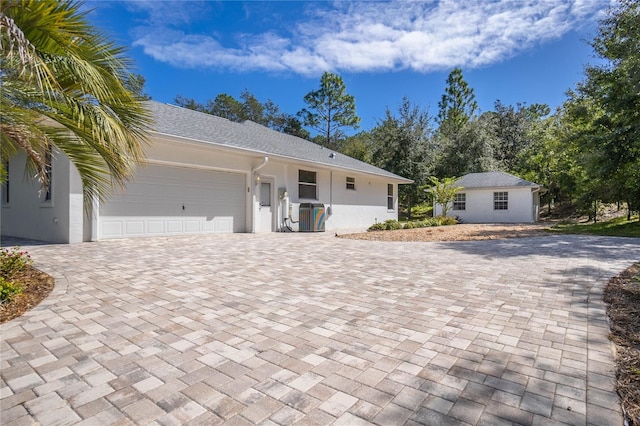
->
[[299, 203, 325, 232]]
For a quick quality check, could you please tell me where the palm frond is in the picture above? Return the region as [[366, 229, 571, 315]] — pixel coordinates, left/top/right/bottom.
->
[[1, 0, 153, 205]]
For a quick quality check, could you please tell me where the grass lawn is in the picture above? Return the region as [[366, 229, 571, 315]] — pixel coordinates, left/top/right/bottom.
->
[[549, 216, 640, 238]]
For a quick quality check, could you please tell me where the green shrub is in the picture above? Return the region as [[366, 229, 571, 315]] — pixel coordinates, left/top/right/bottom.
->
[[368, 219, 405, 231], [0, 247, 33, 280], [418, 218, 435, 226], [403, 221, 415, 229], [367, 222, 387, 231], [435, 216, 458, 226], [410, 203, 433, 220], [384, 219, 402, 230], [0, 277, 23, 303]]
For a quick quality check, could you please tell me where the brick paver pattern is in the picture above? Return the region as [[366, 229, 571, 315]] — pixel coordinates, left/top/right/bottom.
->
[[1, 233, 639, 425]]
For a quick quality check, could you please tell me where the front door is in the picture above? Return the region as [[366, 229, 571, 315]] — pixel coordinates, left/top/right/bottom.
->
[[258, 179, 274, 232]]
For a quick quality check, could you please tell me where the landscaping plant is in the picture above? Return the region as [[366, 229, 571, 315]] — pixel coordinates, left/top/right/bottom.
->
[[0, 247, 32, 303]]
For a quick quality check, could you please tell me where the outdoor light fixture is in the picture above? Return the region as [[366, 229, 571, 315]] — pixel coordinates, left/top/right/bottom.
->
[[255, 174, 261, 184]]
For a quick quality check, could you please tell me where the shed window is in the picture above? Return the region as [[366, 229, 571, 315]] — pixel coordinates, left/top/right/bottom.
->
[[453, 193, 466, 210], [387, 184, 394, 210], [346, 176, 355, 190], [299, 170, 317, 199], [494, 191, 508, 210]]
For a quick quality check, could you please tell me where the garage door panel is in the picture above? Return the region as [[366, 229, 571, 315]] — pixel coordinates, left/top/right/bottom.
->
[[100, 165, 246, 238]]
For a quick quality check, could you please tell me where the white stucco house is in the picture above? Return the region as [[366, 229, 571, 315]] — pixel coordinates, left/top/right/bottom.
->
[[433, 172, 544, 223], [1, 101, 412, 243]]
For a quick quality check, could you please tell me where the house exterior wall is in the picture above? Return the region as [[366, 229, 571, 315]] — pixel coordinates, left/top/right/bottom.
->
[[2, 136, 403, 243], [280, 165, 397, 231], [250, 158, 397, 232], [143, 140, 401, 233], [1, 149, 84, 243], [435, 187, 537, 223]]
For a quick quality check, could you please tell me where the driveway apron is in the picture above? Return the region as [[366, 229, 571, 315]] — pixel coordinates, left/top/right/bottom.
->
[[1, 233, 639, 425]]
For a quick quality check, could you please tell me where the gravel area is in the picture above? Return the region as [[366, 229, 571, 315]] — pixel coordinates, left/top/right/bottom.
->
[[338, 223, 552, 242]]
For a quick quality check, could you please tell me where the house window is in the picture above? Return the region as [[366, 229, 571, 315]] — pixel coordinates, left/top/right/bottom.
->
[[2, 161, 8, 205], [453, 193, 466, 210], [298, 169, 317, 199], [387, 184, 394, 210], [44, 147, 53, 202], [346, 176, 355, 190], [494, 191, 508, 210]]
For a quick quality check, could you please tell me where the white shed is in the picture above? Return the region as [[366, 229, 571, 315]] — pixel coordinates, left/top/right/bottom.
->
[[433, 172, 544, 223]]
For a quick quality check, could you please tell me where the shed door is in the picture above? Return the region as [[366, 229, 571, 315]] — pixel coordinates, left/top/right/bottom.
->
[[99, 165, 246, 239]]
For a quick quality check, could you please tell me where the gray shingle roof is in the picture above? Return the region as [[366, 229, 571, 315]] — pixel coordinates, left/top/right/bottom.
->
[[146, 101, 411, 182], [456, 172, 541, 189]]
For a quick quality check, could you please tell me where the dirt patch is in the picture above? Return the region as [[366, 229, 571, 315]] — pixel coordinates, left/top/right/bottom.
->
[[338, 223, 551, 242], [0, 266, 54, 324], [604, 263, 640, 425]]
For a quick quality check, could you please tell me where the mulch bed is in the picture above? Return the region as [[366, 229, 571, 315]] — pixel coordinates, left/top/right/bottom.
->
[[0, 266, 54, 324], [338, 223, 551, 242], [604, 263, 640, 425]]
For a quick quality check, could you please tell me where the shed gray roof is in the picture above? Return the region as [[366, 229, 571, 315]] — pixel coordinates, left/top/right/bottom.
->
[[146, 101, 411, 182], [456, 172, 541, 189]]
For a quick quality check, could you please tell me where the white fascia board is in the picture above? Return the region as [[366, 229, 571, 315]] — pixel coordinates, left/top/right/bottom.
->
[[462, 185, 540, 191]]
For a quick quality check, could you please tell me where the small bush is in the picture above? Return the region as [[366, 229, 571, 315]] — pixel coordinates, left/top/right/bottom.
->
[[384, 219, 402, 230], [437, 216, 458, 226], [367, 222, 387, 231], [0, 247, 33, 280], [0, 277, 23, 303], [410, 203, 433, 220], [368, 217, 457, 232]]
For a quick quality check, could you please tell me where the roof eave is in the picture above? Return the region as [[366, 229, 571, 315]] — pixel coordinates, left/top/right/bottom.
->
[[150, 130, 413, 183], [460, 184, 542, 190]]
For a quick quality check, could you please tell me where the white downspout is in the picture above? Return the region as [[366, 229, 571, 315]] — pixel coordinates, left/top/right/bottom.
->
[[252, 156, 269, 176], [251, 157, 269, 232]]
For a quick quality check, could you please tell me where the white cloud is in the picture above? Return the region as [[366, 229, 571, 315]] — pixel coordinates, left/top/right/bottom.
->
[[129, 0, 607, 75]]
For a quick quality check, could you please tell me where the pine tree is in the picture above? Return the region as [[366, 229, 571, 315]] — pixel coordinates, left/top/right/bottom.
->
[[298, 72, 360, 147], [437, 68, 478, 137]]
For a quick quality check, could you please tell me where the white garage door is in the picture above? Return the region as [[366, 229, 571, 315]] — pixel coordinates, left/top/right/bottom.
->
[[99, 165, 246, 239]]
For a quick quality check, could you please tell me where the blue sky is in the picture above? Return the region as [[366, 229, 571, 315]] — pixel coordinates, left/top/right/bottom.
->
[[88, 0, 609, 133]]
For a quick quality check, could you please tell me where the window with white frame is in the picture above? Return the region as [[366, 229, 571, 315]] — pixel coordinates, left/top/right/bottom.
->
[[494, 191, 508, 210], [453, 193, 466, 210], [298, 169, 317, 199], [387, 184, 394, 210], [346, 176, 355, 190]]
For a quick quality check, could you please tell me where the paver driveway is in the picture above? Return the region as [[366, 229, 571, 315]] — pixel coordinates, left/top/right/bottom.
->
[[1, 233, 640, 425]]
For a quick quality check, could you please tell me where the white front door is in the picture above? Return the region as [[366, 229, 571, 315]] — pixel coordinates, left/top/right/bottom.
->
[[257, 179, 274, 232]]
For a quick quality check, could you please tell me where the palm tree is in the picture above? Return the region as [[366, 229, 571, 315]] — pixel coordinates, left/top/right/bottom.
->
[[1, 0, 152, 203]]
